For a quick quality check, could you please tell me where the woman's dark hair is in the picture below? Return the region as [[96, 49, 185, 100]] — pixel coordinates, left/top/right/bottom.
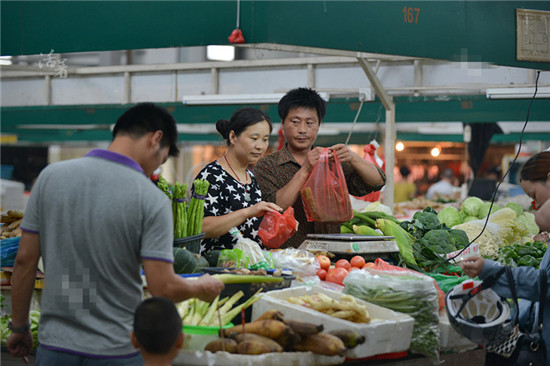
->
[[113, 103, 179, 157], [278, 87, 326, 123], [521, 151, 550, 182], [216, 107, 272, 146], [133, 297, 182, 354]]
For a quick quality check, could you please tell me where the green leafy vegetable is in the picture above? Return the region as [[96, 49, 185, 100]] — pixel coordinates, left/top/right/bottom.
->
[[461, 197, 483, 218], [437, 206, 462, 228]]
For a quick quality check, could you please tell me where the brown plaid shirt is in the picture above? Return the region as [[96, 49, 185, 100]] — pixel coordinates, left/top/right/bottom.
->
[[253, 145, 386, 248]]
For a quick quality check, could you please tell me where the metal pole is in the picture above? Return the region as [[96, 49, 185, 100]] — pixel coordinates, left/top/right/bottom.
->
[[383, 100, 395, 210]]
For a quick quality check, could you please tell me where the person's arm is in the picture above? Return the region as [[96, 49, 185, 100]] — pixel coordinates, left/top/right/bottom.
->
[[273, 147, 324, 210], [143, 259, 224, 303], [202, 201, 282, 238], [535, 199, 550, 232], [6, 231, 40, 360], [330, 144, 385, 187]]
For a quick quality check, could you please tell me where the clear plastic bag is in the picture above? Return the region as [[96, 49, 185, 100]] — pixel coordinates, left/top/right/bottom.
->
[[271, 248, 320, 277], [343, 267, 440, 362], [258, 207, 299, 249], [230, 227, 269, 270]]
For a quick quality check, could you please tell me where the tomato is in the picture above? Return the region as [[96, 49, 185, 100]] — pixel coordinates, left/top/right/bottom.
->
[[334, 259, 351, 271], [325, 267, 349, 286], [316, 255, 331, 270], [350, 255, 366, 268], [316, 269, 327, 280], [361, 262, 376, 270]]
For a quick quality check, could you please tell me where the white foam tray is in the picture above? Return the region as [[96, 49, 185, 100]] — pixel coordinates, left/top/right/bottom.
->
[[251, 285, 415, 359]]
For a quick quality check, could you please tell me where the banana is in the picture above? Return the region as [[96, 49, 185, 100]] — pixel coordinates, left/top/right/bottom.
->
[[255, 309, 284, 322], [327, 329, 366, 349], [221, 319, 289, 339], [282, 318, 323, 336], [232, 333, 283, 352], [274, 326, 302, 351], [237, 340, 273, 355], [204, 338, 238, 353], [293, 333, 347, 356]]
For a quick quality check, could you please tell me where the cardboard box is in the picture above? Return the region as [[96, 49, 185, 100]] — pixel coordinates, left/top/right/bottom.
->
[[251, 285, 415, 359]]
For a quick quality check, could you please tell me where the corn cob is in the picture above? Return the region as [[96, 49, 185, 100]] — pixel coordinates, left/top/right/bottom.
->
[[352, 225, 382, 236], [375, 219, 417, 266]]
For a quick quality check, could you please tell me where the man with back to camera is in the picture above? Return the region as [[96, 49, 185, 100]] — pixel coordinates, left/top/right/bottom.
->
[[254, 88, 386, 248], [7, 103, 224, 365]]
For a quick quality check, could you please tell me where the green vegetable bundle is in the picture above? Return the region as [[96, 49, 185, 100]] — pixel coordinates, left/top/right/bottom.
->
[[343, 270, 440, 362], [173, 182, 188, 238], [187, 179, 210, 236]]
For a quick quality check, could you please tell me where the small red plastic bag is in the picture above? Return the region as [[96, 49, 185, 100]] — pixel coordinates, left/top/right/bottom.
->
[[355, 141, 385, 202], [300, 148, 353, 223], [258, 207, 298, 249]]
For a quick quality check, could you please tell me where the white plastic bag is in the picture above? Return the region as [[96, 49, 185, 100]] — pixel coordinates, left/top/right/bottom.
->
[[271, 248, 320, 277], [230, 227, 269, 270]]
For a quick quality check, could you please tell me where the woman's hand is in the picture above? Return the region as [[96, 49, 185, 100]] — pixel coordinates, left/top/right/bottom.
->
[[460, 256, 485, 278], [247, 201, 283, 218]]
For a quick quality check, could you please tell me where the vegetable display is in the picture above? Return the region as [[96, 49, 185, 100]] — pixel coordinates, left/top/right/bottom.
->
[[496, 241, 547, 268], [204, 310, 357, 356], [188, 179, 210, 236]]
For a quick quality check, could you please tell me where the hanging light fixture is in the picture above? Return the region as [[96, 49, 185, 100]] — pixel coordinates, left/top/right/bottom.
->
[[431, 146, 441, 157], [395, 141, 405, 151]]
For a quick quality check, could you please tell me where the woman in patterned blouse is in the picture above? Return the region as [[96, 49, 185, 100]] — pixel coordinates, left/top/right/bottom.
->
[[194, 107, 282, 254]]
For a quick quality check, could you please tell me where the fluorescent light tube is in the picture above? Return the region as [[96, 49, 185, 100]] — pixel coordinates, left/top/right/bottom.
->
[[486, 87, 550, 99], [182, 93, 330, 105]]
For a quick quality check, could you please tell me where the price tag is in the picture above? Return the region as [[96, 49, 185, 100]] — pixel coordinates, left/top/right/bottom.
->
[[445, 243, 480, 263]]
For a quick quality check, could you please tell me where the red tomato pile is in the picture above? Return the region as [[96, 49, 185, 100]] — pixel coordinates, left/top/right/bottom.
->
[[316, 255, 375, 285]]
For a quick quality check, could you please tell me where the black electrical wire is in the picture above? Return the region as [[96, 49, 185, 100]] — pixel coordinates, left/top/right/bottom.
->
[[446, 70, 541, 263]]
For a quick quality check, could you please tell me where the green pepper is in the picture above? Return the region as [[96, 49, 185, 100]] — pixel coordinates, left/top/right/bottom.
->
[[499, 246, 519, 260], [517, 254, 539, 267], [516, 246, 539, 258]]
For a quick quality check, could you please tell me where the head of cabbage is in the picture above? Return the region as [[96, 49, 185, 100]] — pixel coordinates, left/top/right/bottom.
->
[[437, 206, 463, 228], [478, 202, 501, 218], [461, 196, 484, 218]]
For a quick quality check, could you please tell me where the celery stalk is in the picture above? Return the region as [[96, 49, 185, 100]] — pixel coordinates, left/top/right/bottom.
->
[[212, 274, 283, 284], [219, 290, 263, 326], [217, 290, 244, 316], [199, 295, 220, 326]]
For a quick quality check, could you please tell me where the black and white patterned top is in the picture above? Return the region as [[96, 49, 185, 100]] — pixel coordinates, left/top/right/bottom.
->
[[194, 161, 263, 254]]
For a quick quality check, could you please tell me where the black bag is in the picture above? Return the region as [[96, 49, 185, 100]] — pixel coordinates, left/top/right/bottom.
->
[[485, 266, 546, 366]]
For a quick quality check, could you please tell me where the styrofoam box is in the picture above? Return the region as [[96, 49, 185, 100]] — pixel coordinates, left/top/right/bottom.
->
[[173, 350, 345, 366], [439, 311, 478, 351], [251, 285, 415, 359]]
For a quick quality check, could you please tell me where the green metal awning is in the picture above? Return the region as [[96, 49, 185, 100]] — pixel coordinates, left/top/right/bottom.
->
[[2, 1, 550, 70]]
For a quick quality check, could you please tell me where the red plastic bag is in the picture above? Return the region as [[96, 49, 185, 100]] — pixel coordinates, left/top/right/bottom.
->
[[258, 207, 298, 249], [372, 258, 446, 311], [355, 141, 385, 202], [300, 148, 353, 223]]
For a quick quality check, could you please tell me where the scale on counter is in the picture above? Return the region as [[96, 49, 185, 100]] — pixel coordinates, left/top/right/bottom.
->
[[298, 233, 399, 260]]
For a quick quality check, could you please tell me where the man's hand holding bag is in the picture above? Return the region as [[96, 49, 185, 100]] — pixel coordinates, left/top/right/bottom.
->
[[299, 147, 353, 223]]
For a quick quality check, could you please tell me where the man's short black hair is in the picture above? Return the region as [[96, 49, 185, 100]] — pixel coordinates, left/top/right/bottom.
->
[[113, 103, 180, 157], [133, 297, 182, 354], [278, 87, 327, 123]]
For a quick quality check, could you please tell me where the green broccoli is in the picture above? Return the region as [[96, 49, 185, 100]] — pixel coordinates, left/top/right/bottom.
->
[[412, 211, 442, 231], [420, 229, 457, 254], [448, 229, 470, 249]]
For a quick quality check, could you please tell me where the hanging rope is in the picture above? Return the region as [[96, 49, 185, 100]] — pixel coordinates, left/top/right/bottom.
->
[[236, 0, 240, 29], [344, 100, 364, 145]]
